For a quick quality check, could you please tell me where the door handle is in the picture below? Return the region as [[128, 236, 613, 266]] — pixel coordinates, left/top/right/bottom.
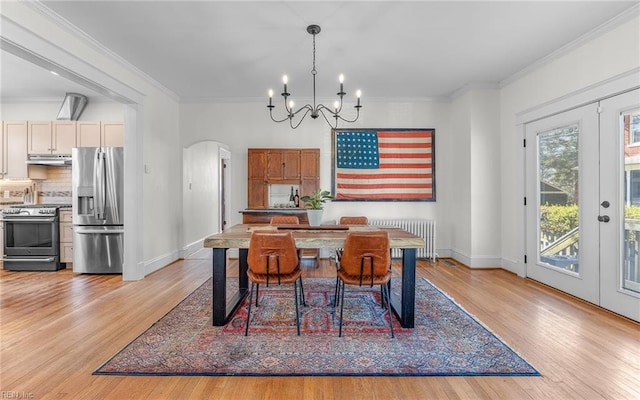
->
[[597, 215, 610, 223]]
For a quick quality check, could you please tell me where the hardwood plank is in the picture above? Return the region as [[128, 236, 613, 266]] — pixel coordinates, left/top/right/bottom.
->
[[1, 256, 638, 399]]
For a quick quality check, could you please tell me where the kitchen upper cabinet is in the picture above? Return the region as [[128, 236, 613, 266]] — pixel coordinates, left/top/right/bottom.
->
[[76, 121, 124, 148], [300, 149, 320, 199], [1, 121, 28, 179], [267, 149, 300, 181], [27, 121, 76, 155]]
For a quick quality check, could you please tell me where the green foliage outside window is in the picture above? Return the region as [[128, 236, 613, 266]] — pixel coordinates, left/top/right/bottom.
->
[[540, 204, 578, 237]]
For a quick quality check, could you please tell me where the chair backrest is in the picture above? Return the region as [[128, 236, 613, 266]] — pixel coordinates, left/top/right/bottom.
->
[[248, 231, 299, 275], [339, 216, 368, 225], [270, 215, 300, 225], [340, 231, 390, 279]]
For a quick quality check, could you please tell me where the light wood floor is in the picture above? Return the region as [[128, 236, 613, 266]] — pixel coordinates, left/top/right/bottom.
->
[[1, 251, 638, 400]]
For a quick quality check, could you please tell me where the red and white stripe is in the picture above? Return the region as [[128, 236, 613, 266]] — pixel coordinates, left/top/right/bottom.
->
[[336, 130, 434, 200]]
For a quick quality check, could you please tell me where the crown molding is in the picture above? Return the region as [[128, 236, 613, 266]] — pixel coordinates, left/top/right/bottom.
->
[[26, 1, 180, 103], [180, 95, 449, 104], [501, 3, 640, 88], [448, 82, 500, 101]]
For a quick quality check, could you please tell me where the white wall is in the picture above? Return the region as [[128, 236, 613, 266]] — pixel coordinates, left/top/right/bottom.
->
[[499, 13, 640, 275], [180, 100, 454, 254]]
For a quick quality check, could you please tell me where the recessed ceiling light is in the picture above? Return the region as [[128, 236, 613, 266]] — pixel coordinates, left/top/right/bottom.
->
[[50, 71, 59, 76]]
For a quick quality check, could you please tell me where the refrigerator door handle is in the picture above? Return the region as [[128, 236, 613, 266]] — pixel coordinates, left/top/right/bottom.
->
[[96, 151, 106, 220], [75, 228, 124, 235]]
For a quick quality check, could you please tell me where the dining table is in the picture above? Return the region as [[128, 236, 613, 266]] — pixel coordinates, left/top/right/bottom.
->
[[203, 223, 426, 328]]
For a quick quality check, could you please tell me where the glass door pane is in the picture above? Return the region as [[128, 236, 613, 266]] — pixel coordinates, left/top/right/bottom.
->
[[538, 125, 579, 273], [623, 109, 640, 294]]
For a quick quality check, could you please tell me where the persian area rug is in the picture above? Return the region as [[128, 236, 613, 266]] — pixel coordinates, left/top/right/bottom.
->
[[94, 278, 539, 376]]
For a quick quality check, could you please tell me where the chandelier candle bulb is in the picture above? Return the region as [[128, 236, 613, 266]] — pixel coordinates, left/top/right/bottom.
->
[[268, 90, 273, 107]]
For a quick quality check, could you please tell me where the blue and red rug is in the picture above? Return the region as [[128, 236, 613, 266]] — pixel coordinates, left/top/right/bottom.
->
[[94, 278, 539, 376]]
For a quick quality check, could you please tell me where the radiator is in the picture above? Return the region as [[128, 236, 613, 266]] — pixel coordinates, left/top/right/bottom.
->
[[369, 219, 437, 261]]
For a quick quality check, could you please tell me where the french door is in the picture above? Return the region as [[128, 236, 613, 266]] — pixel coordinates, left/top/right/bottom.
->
[[525, 89, 640, 322]]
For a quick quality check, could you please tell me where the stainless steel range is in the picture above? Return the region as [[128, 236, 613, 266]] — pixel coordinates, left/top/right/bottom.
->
[[2, 205, 66, 271]]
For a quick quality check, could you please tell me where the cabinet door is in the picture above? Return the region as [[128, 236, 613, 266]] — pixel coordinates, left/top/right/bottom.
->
[[248, 179, 268, 208], [101, 122, 124, 147], [27, 121, 52, 154], [300, 149, 320, 199], [248, 149, 267, 179], [300, 149, 319, 178], [52, 121, 76, 154], [282, 150, 300, 180], [76, 121, 101, 147], [3, 121, 28, 179], [248, 149, 268, 208], [267, 150, 284, 180]]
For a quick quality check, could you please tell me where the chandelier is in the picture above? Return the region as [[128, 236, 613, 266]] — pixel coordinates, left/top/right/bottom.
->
[[267, 24, 362, 129]]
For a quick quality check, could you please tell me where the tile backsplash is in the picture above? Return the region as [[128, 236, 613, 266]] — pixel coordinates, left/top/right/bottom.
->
[[35, 166, 72, 204]]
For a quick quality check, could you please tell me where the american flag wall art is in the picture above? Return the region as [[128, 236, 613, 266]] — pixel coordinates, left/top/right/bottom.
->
[[332, 129, 435, 201]]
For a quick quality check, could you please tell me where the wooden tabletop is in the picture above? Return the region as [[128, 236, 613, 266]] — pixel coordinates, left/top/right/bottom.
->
[[203, 224, 426, 249]]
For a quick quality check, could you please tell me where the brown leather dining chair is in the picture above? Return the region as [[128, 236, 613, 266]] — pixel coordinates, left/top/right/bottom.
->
[[334, 216, 369, 302], [245, 230, 306, 336], [336, 231, 394, 338], [270, 215, 319, 267], [269, 215, 300, 225]]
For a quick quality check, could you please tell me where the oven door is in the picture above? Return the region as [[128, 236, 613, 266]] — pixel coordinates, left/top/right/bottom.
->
[[3, 216, 59, 257]]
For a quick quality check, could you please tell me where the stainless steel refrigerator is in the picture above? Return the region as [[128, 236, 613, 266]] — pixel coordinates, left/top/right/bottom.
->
[[72, 147, 124, 273]]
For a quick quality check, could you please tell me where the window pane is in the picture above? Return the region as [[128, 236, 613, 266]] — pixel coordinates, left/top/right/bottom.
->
[[623, 110, 640, 294], [538, 125, 579, 273]]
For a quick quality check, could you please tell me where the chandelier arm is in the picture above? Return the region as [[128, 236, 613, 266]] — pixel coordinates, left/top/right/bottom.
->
[[316, 108, 338, 129], [289, 108, 312, 129], [291, 104, 313, 117], [269, 108, 292, 123], [334, 107, 361, 124]]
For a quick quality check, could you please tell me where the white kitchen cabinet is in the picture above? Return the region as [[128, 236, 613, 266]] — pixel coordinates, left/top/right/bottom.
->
[[59, 209, 73, 264], [76, 121, 123, 148], [1, 121, 29, 179], [27, 121, 76, 155]]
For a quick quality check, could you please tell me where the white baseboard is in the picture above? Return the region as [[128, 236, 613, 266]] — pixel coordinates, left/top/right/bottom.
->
[[181, 238, 205, 259], [501, 257, 526, 277], [144, 250, 181, 276]]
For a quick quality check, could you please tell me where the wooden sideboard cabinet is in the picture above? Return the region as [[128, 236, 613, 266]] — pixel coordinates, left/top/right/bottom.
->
[[247, 148, 319, 209]]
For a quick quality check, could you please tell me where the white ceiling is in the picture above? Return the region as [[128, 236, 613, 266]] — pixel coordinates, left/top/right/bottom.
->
[[1, 1, 638, 103]]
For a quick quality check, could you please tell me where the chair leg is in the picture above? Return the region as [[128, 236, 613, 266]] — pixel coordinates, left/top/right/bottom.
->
[[382, 284, 394, 338], [333, 275, 340, 307], [294, 281, 301, 335], [255, 284, 260, 307], [338, 281, 346, 337], [298, 277, 306, 306], [245, 282, 255, 336]]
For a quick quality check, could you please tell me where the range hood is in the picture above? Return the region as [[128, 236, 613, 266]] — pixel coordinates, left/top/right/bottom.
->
[[26, 155, 72, 166], [56, 93, 88, 121]]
